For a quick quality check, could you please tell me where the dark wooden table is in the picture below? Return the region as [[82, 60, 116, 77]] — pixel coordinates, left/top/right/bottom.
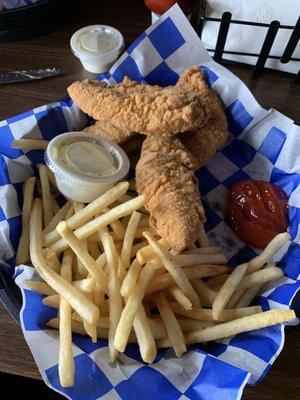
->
[[0, 1, 299, 398]]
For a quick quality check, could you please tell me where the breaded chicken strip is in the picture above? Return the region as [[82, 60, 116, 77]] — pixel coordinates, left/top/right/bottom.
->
[[84, 120, 135, 144], [68, 77, 211, 135], [178, 67, 228, 168], [136, 135, 205, 251]]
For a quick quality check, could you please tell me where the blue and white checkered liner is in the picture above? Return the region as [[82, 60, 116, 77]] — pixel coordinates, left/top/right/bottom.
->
[[1, 4, 299, 400]]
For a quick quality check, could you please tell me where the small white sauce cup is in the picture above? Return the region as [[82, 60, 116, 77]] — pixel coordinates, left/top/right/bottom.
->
[[45, 132, 130, 203], [70, 25, 124, 73]]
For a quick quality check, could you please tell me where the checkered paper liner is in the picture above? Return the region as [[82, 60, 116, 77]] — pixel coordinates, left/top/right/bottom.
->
[[0, 4, 299, 400]]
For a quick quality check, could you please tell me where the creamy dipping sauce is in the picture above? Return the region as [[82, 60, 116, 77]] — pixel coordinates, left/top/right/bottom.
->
[[46, 132, 130, 203], [76, 28, 119, 55], [52, 138, 117, 178], [70, 25, 124, 74]]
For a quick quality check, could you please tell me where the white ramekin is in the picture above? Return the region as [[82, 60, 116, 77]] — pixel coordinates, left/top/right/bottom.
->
[[45, 132, 130, 203], [70, 25, 124, 74]]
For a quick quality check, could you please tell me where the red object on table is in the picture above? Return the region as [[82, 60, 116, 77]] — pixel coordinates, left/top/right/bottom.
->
[[227, 180, 289, 248], [144, 0, 195, 15]]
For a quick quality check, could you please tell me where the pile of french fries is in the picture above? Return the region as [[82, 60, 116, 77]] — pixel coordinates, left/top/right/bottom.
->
[[16, 160, 295, 388]]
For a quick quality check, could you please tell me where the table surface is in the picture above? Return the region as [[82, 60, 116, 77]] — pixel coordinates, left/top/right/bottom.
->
[[0, 0, 299, 398]]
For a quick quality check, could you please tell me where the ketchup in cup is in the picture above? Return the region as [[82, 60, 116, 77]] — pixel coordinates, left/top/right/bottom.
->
[[227, 180, 289, 249]]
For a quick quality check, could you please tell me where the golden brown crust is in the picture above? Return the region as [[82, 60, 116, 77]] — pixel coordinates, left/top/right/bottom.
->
[[73, 67, 228, 250], [136, 135, 205, 251], [68, 77, 210, 135], [83, 121, 135, 144], [178, 67, 228, 167]]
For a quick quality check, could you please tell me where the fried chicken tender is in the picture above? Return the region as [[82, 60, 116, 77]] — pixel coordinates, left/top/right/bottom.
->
[[68, 76, 211, 135], [84, 120, 135, 144], [71, 66, 228, 251], [178, 67, 228, 168], [136, 135, 205, 252]]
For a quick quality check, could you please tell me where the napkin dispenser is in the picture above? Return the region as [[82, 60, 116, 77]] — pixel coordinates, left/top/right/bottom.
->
[[192, 0, 300, 81]]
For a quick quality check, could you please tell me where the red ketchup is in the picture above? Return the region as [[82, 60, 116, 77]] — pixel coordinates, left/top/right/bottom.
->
[[227, 180, 289, 248]]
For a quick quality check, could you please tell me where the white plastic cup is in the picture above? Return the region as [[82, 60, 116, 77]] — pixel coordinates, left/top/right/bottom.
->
[[70, 25, 124, 74], [45, 132, 130, 203]]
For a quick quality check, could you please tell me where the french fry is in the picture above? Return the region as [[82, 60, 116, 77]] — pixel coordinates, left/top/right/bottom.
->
[[131, 240, 148, 257], [48, 318, 107, 338], [212, 263, 248, 319], [183, 247, 223, 255], [236, 263, 275, 308], [46, 167, 57, 190], [30, 199, 99, 325], [72, 314, 109, 329], [146, 265, 230, 294], [59, 249, 74, 387], [117, 256, 127, 281], [43, 294, 60, 308], [168, 286, 193, 310], [73, 202, 89, 279], [206, 274, 230, 289], [110, 219, 126, 240], [100, 230, 123, 362], [95, 252, 107, 270], [50, 195, 146, 253], [24, 280, 56, 296], [120, 259, 143, 297], [52, 197, 60, 214], [247, 233, 290, 273], [227, 264, 280, 309], [38, 164, 53, 227], [235, 285, 264, 308], [198, 225, 209, 247], [192, 279, 217, 306], [133, 305, 157, 363], [43, 248, 61, 274], [64, 204, 75, 221], [169, 302, 262, 321], [93, 284, 105, 308], [177, 318, 216, 332], [147, 318, 167, 339], [47, 318, 138, 342], [73, 277, 96, 294], [114, 260, 158, 352], [42, 202, 72, 235], [43, 182, 129, 246], [143, 232, 200, 307], [136, 237, 170, 264], [117, 194, 149, 214], [16, 177, 36, 265], [157, 310, 296, 347], [174, 253, 227, 267], [168, 302, 210, 321], [82, 291, 98, 343], [239, 266, 283, 291], [12, 138, 49, 150], [226, 289, 244, 309], [95, 206, 127, 242], [121, 211, 142, 268], [56, 221, 108, 293], [132, 227, 160, 239], [153, 292, 186, 357]]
